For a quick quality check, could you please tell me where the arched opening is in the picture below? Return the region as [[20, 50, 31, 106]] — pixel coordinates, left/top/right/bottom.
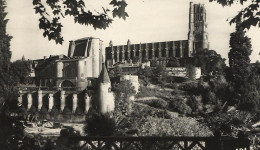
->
[[155, 49, 159, 58], [125, 52, 128, 60], [162, 49, 166, 57], [119, 52, 122, 62], [142, 50, 146, 59], [130, 51, 134, 59], [114, 52, 118, 62], [149, 50, 153, 59]]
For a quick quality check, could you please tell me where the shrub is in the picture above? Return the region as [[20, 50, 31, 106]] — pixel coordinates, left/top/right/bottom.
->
[[131, 102, 173, 119], [136, 99, 168, 109], [168, 97, 192, 115], [135, 116, 212, 136], [187, 96, 200, 113], [85, 111, 116, 136]]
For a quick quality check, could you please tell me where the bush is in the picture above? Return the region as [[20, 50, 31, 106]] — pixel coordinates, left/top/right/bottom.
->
[[179, 81, 198, 93], [131, 102, 174, 119], [187, 96, 200, 113], [135, 116, 212, 136], [136, 99, 168, 109], [168, 97, 192, 115], [85, 111, 116, 136]]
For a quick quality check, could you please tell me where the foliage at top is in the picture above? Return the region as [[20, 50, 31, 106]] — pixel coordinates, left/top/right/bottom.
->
[[33, 0, 128, 44], [209, 0, 260, 30]]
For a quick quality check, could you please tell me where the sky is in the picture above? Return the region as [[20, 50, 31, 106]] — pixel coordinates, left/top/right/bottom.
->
[[6, 0, 260, 63]]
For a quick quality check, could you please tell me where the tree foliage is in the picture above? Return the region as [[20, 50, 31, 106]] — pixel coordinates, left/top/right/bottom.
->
[[166, 57, 180, 67], [33, 0, 128, 44], [0, 0, 12, 104], [85, 110, 116, 136], [10, 60, 31, 85], [194, 49, 226, 76], [209, 0, 260, 30], [228, 23, 253, 107]]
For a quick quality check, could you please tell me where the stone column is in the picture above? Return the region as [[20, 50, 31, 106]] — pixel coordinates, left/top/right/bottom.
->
[[85, 92, 91, 113], [158, 43, 162, 58], [165, 42, 169, 57], [133, 50, 136, 58], [180, 41, 183, 57], [122, 49, 125, 62], [37, 90, 43, 110], [72, 93, 78, 113], [152, 43, 155, 59], [139, 50, 142, 62], [48, 93, 54, 112], [60, 91, 65, 112], [116, 47, 119, 63], [27, 93, 32, 111]]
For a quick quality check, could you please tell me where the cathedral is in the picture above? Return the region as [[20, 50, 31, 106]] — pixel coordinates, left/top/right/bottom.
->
[[105, 2, 209, 66]]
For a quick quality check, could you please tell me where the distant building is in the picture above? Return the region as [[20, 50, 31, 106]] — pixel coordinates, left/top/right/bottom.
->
[[105, 2, 209, 65], [19, 37, 115, 115], [29, 37, 104, 91]]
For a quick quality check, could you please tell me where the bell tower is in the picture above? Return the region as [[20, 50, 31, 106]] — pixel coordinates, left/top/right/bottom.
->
[[188, 2, 209, 56]]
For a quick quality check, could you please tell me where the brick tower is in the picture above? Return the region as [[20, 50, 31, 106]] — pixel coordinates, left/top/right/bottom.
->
[[188, 2, 209, 57]]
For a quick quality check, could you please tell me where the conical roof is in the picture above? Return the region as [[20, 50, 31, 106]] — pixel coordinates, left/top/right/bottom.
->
[[99, 63, 111, 83], [21, 55, 25, 61]]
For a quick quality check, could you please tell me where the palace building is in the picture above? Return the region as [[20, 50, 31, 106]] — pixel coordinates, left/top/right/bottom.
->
[[19, 37, 115, 116], [105, 2, 209, 66]]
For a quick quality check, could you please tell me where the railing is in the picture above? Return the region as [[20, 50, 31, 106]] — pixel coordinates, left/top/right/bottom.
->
[[68, 136, 250, 150]]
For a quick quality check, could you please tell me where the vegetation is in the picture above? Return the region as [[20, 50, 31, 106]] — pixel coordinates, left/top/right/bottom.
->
[[33, 0, 128, 44], [133, 116, 212, 137], [166, 57, 180, 67], [209, 0, 260, 30], [194, 49, 226, 76], [85, 110, 116, 136]]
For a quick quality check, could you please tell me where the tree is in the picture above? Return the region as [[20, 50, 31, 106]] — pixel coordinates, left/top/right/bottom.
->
[[139, 66, 153, 85], [166, 57, 180, 67], [85, 110, 116, 136], [0, 0, 12, 105], [33, 0, 128, 44], [194, 49, 226, 76], [132, 56, 140, 64], [10, 60, 31, 85], [228, 23, 252, 105], [209, 0, 260, 30], [112, 80, 135, 116]]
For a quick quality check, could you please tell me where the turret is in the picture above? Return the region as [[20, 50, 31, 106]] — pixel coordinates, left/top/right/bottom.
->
[[97, 63, 115, 113]]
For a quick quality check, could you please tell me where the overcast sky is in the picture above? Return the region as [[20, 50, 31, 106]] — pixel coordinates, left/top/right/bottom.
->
[[6, 0, 260, 63]]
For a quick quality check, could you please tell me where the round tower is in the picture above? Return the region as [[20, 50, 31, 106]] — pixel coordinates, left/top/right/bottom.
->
[[97, 63, 115, 113]]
